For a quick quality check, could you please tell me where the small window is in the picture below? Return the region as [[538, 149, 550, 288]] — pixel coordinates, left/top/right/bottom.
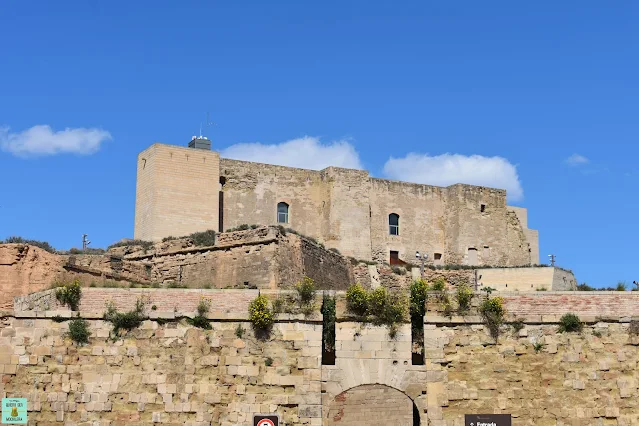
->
[[434, 253, 442, 260], [480, 204, 486, 212], [389, 213, 399, 235], [277, 202, 289, 224]]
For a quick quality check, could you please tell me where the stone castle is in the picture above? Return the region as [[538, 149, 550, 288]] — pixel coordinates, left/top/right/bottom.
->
[[134, 138, 539, 267]]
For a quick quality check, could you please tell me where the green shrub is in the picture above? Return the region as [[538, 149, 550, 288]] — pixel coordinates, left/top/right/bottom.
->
[[410, 279, 429, 320], [51, 315, 67, 323], [67, 317, 91, 344], [265, 357, 273, 366], [189, 230, 216, 246], [187, 298, 212, 330], [536, 287, 548, 291], [431, 277, 446, 291], [558, 313, 583, 333], [345, 283, 407, 338], [480, 296, 506, 340], [481, 286, 496, 296], [379, 292, 408, 339], [226, 224, 250, 232], [455, 284, 473, 313], [576, 283, 595, 291], [295, 276, 316, 306], [391, 266, 406, 275], [367, 287, 388, 317], [511, 318, 525, 333], [235, 324, 245, 338], [104, 299, 147, 339], [162, 236, 177, 242], [2, 236, 56, 253], [616, 281, 627, 291], [55, 280, 82, 311], [107, 239, 153, 250], [346, 283, 369, 316], [248, 295, 274, 336], [629, 320, 639, 336], [592, 329, 602, 338]]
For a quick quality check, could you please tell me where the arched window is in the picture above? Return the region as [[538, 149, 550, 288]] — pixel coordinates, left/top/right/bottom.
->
[[277, 202, 289, 224], [389, 213, 399, 235]]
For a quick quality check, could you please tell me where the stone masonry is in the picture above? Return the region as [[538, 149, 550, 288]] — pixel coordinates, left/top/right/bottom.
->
[[134, 142, 540, 267], [4, 288, 639, 425]]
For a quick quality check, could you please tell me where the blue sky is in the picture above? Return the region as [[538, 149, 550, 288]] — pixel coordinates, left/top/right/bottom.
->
[[0, 1, 637, 288]]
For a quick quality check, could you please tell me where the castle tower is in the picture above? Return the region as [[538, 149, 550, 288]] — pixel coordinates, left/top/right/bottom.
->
[[134, 138, 220, 241]]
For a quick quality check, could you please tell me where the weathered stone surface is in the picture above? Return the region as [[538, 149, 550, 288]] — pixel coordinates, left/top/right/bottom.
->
[[0, 244, 66, 310]]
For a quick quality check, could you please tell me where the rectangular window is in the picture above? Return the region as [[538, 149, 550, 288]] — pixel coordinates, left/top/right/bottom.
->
[[481, 204, 486, 212], [277, 212, 288, 223], [389, 224, 399, 235]]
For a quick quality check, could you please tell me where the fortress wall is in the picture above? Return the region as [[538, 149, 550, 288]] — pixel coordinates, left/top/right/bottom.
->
[[134, 144, 220, 242], [446, 185, 531, 266], [322, 167, 372, 260], [15, 289, 639, 320], [368, 178, 448, 264], [507, 206, 540, 265], [220, 159, 328, 240], [3, 292, 639, 425], [476, 267, 577, 292], [552, 267, 578, 291]]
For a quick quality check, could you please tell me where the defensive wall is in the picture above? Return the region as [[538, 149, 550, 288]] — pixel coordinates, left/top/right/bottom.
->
[[134, 143, 540, 267], [3, 288, 639, 425], [0, 227, 576, 309], [0, 226, 576, 311]]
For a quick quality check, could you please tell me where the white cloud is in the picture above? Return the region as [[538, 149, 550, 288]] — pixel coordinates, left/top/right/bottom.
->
[[382, 153, 524, 202], [221, 136, 363, 170], [0, 125, 112, 157], [565, 154, 589, 166]]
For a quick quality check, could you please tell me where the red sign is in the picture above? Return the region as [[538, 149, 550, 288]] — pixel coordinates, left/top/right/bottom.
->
[[253, 414, 279, 426]]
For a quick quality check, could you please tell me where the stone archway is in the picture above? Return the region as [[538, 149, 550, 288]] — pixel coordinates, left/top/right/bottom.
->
[[327, 384, 419, 426]]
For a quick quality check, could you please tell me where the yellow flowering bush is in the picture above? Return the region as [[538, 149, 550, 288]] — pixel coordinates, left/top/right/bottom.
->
[[248, 294, 274, 332]]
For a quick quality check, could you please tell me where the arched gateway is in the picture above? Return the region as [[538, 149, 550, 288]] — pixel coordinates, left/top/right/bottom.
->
[[327, 384, 420, 426]]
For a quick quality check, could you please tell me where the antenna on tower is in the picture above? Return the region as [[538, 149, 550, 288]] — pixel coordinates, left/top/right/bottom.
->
[[197, 112, 216, 140]]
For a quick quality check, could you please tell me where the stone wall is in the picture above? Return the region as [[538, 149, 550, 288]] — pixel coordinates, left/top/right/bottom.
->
[[136, 143, 540, 266], [435, 322, 639, 425], [134, 143, 220, 241], [476, 267, 578, 291], [5, 289, 639, 425]]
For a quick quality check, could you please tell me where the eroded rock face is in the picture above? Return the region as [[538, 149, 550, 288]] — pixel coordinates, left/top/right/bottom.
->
[[0, 244, 66, 310]]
